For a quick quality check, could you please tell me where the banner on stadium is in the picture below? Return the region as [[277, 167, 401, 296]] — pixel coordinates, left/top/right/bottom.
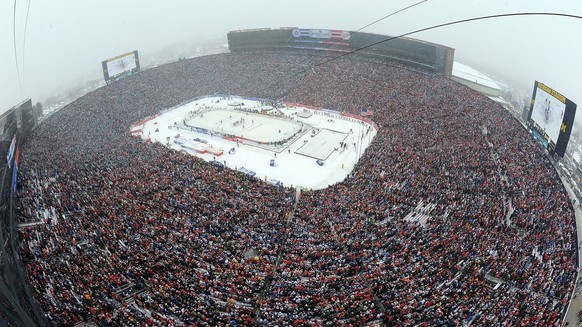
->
[[12, 148, 19, 192], [6, 134, 16, 168]]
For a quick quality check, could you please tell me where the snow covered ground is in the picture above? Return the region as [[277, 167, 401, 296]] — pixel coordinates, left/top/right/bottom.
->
[[132, 96, 377, 190], [452, 61, 501, 90]]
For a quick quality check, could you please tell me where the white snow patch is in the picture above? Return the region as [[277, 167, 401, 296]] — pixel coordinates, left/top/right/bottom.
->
[[453, 61, 501, 90]]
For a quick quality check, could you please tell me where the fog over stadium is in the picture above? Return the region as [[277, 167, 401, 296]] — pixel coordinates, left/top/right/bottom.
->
[[1, 0, 581, 120]]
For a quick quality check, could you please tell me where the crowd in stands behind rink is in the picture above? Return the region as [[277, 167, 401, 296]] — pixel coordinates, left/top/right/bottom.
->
[[16, 50, 576, 326]]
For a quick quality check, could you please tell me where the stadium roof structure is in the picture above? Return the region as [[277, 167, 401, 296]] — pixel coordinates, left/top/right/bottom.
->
[[452, 61, 501, 97]]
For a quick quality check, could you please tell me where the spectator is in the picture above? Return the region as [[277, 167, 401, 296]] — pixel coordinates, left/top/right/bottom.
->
[[17, 49, 576, 326]]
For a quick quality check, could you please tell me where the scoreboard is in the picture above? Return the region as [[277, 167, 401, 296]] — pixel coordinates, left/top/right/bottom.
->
[[102, 50, 140, 83], [527, 81, 577, 158]]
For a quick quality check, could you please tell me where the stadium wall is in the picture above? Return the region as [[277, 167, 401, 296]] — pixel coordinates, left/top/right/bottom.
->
[[0, 111, 47, 326], [227, 27, 454, 77]]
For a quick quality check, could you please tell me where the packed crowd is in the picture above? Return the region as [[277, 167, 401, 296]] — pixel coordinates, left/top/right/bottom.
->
[[17, 50, 577, 326]]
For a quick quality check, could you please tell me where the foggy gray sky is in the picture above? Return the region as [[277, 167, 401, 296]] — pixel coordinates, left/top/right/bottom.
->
[[1, 0, 581, 116]]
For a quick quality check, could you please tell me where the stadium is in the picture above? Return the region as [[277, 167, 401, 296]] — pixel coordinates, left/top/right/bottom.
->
[[0, 24, 580, 327]]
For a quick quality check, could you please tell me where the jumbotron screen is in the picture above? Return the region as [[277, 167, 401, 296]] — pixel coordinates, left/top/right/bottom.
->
[[528, 81, 577, 157], [102, 50, 140, 83]]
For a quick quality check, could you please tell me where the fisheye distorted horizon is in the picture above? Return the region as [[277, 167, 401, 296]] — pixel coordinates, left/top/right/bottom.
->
[[5, 3, 582, 324]]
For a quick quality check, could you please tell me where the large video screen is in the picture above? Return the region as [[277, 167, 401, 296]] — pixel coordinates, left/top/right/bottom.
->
[[530, 83, 566, 144], [528, 81, 577, 157], [102, 50, 140, 83]]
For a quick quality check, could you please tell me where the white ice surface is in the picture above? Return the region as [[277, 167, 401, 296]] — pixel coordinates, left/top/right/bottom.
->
[[135, 96, 377, 190], [295, 128, 349, 160]]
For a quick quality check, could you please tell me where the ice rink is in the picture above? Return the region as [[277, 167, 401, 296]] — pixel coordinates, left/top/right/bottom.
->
[[133, 96, 377, 190], [295, 129, 349, 160], [185, 109, 304, 143]]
